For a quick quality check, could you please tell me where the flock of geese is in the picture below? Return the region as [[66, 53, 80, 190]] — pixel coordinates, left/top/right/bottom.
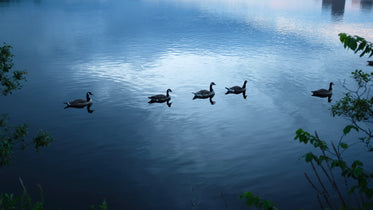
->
[[64, 81, 333, 111]]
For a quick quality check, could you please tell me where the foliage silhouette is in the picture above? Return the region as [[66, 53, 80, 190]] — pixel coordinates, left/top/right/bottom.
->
[[241, 34, 373, 209]]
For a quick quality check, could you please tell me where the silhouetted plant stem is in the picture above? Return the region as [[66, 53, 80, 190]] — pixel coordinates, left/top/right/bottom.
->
[[310, 160, 333, 209], [328, 143, 348, 207], [220, 192, 228, 209], [316, 194, 325, 210], [304, 172, 322, 195], [315, 132, 346, 207]]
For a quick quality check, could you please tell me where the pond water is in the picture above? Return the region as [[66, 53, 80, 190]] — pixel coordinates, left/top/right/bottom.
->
[[1, 0, 373, 209]]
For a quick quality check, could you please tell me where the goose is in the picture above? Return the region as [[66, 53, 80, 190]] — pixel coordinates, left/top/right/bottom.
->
[[148, 89, 172, 103], [225, 80, 247, 94], [312, 82, 333, 97], [64, 92, 93, 108], [368, 61, 373, 66], [193, 82, 216, 99]]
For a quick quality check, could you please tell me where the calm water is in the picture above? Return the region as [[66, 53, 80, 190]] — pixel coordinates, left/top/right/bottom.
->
[[1, 0, 373, 209]]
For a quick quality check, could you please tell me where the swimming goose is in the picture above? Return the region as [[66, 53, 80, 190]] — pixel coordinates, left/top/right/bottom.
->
[[368, 61, 373, 66], [225, 80, 247, 94], [193, 82, 216, 99], [64, 92, 93, 108], [312, 82, 333, 97], [148, 89, 172, 103]]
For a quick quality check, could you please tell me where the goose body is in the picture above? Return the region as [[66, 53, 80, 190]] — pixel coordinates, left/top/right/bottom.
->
[[312, 82, 333, 97], [368, 61, 373, 66], [148, 89, 172, 103], [225, 80, 247, 94], [65, 92, 93, 108], [193, 82, 216, 99]]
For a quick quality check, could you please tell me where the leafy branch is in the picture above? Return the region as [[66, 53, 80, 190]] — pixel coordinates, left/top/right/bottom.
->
[[0, 114, 54, 166], [332, 70, 373, 149], [295, 128, 373, 210], [240, 192, 277, 210], [339, 33, 373, 58], [0, 43, 27, 96], [0, 177, 45, 210], [0, 44, 54, 167]]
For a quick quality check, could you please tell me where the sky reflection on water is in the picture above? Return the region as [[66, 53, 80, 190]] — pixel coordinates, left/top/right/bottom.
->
[[0, 0, 373, 209]]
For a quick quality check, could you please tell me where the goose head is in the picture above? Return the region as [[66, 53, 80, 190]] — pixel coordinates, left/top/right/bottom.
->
[[86, 91, 93, 101]]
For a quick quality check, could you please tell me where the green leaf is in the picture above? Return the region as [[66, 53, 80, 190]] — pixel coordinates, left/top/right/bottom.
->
[[343, 125, 358, 135], [352, 167, 363, 177], [344, 36, 350, 49], [305, 153, 313, 162], [355, 41, 367, 53], [352, 160, 363, 168], [350, 39, 358, 51], [339, 33, 347, 43], [365, 188, 373, 199], [348, 186, 357, 194], [360, 47, 371, 57], [340, 142, 348, 149]]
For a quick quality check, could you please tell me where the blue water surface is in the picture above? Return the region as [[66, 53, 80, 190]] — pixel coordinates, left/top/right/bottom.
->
[[0, 0, 373, 209]]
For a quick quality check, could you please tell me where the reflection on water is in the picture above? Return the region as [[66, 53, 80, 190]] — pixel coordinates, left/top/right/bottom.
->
[[225, 90, 247, 99], [0, 0, 40, 5], [353, 0, 373, 11], [193, 95, 216, 105], [0, 0, 373, 209], [361, 0, 373, 10], [64, 103, 94, 113], [148, 99, 172, 107], [208, 96, 216, 105], [312, 95, 333, 103], [322, 0, 346, 21]]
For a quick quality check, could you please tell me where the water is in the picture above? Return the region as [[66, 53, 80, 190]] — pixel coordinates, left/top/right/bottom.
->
[[0, 0, 373, 209]]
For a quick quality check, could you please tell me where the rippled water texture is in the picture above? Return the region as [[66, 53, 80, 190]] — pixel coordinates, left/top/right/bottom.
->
[[0, 0, 373, 209]]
